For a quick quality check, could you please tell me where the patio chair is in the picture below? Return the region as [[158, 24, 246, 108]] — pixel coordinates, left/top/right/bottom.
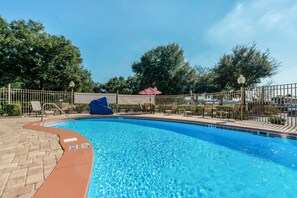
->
[[143, 103, 154, 113], [61, 102, 70, 114], [184, 104, 197, 116], [30, 101, 42, 116], [165, 102, 178, 115], [30, 101, 55, 116], [230, 104, 241, 119], [215, 105, 231, 119], [203, 104, 213, 118]]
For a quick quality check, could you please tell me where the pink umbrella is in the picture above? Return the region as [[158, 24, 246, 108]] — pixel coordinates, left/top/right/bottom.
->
[[139, 87, 162, 95], [139, 87, 162, 103]]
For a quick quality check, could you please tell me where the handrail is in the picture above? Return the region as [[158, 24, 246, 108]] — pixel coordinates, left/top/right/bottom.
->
[[41, 103, 76, 124]]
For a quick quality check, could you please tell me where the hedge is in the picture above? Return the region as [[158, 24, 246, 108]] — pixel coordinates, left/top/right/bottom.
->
[[268, 115, 286, 125], [74, 104, 89, 113], [7, 103, 22, 116]]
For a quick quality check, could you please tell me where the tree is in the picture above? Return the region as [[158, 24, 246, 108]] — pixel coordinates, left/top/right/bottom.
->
[[132, 43, 197, 95], [192, 65, 218, 93], [0, 17, 94, 91], [104, 76, 133, 94], [0, 17, 19, 85], [126, 76, 141, 94], [211, 44, 279, 91], [93, 82, 107, 93]]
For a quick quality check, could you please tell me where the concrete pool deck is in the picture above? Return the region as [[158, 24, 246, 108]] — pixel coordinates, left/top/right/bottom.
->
[[1, 113, 297, 197], [0, 116, 63, 198]]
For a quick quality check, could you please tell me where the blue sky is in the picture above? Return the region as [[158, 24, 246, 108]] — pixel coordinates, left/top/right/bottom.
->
[[1, 0, 296, 85]]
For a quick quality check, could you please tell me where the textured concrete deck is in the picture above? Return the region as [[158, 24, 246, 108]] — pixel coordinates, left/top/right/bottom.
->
[[0, 117, 63, 198]]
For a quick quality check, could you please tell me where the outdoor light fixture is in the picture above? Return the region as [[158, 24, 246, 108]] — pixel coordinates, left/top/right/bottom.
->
[[69, 81, 75, 113], [69, 81, 75, 88], [237, 74, 246, 85], [237, 74, 246, 121]]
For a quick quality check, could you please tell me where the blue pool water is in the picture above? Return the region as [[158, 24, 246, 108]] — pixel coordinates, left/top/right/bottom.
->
[[50, 118, 297, 197]]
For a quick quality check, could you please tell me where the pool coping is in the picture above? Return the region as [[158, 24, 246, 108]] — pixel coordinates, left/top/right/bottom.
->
[[24, 117, 94, 198], [24, 114, 297, 198]]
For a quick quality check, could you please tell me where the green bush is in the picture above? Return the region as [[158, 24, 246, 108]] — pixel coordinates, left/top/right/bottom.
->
[[109, 103, 117, 111], [276, 105, 287, 113], [0, 103, 3, 115], [7, 103, 22, 116], [158, 104, 171, 113], [109, 104, 143, 112], [197, 106, 204, 115], [268, 116, 285, 125], [216, 105, 234, 112], [74, 104, 89, 113]]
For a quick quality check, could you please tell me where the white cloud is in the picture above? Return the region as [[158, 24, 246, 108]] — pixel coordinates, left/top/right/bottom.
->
[[205, 0, 297, 84]]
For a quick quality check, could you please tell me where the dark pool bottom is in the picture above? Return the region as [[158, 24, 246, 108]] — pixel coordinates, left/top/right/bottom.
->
[[51, 117, 297, 197]]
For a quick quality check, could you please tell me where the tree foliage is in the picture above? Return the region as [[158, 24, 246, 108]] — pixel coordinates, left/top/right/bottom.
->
[[0, 17, 93, 91], [1, 16, 279, 95], [103, 76, 133, 94], [211, 44, 279, 91], [192, 65, 217, 93], [132, 43, 197, 95]]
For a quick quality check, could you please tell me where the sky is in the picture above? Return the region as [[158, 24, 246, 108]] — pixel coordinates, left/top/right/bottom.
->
[[1, 0, 297, 85]]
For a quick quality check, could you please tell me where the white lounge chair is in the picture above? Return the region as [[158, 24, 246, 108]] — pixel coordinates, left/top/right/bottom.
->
[[30, 101, 55, 116], [30, 101, 42, 116]]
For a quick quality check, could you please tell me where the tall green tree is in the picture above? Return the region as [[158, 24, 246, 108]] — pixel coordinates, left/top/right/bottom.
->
[[126, 76, 141, 94], [193, 65, 217, 93], [104, 76, 133, 94], [0, 17, 94, 91], [211, 44, 279, 91], [132, 43, 196, 94]]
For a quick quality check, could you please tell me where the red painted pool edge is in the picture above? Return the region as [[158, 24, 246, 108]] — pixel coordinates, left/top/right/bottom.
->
[[24, 117, 94, 198]]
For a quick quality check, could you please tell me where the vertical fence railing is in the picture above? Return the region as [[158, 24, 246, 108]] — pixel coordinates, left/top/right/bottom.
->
[[0, 88, 8, 115], [0, 88, 71, 115], [1, 83, 297, 127], [245, 83, 297, 126]]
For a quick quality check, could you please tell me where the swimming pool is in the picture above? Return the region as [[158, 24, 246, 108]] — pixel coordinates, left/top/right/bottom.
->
[[51, 117, 297, 197]]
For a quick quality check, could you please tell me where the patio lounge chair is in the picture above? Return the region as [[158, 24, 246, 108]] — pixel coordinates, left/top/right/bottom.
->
[[165, 102, 178, 115], [143, 103, 154, 113], [203, 104, 213, 118], [184, 104, 197, 116], [61, 102, 70, 114], [30, 101, 55, 116], [231, 104, 242, 119], [30, 101, 42, 116]]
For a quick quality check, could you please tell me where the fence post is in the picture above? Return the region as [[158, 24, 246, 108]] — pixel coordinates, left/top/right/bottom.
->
[[116, 90, 119, 112], [8, 84, 11, 104], [240, 86, 243, 120]]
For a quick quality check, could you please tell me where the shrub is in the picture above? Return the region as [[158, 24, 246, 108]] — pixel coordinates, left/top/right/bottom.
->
[[158, 104, 171, 113], [74, 104, 88, 113], [268, 116, 285, 125], [7, 103, 22, 116], [0, 103, 3, 115], [197, 106, 204, 115], [109, 103, 117, 111], [109, 104, 143, 113], [216, 105, 234, 112]]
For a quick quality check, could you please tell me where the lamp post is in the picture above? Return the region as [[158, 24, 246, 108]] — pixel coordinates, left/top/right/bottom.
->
[[69, 81, 75, 113], [237, 74, 246, 120]]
